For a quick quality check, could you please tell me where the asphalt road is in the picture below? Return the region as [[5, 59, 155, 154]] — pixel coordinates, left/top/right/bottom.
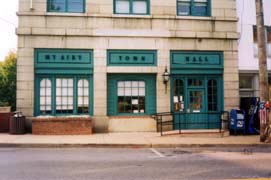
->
[[0, 147, 271, 180]]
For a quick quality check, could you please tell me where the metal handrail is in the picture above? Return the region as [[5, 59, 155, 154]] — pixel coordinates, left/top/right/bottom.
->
[[151, 111, 224, 136]]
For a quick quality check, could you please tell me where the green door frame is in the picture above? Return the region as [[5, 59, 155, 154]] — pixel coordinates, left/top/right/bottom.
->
[[171, 75, 223, 129]]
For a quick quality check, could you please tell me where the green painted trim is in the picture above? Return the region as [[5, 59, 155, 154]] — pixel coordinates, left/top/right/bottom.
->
[[170, 51, 223, 74], [170, 69, 223, 75], [35, 69, 93, 75], [34, 49, 93, 74], [176, 0, 211, 17], [34, 75, 93, 116], [107, 74, 156, 116], [107, 50, 157, 66], [47, 0, 86, 13], [170, 75, 223, 114], [113, 0, 150, 15]]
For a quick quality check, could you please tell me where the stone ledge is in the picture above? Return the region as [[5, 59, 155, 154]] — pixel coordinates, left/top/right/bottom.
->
[[108, 116, 156, 132], [32, 117, 93, 135], [17, 12, 238, 22]]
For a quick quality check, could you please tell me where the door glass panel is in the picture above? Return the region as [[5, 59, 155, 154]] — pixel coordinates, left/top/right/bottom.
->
[[189, 90, 203, 113], [173, 79, 184, 112]]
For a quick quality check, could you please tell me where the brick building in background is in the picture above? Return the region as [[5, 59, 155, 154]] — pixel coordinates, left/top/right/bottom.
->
[[17, 0, 238, 134]]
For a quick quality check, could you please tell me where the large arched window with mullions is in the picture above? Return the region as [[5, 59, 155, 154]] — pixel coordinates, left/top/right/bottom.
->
[[39, 79, 52, 115]]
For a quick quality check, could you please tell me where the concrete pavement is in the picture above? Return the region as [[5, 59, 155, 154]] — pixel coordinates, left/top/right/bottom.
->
[[0, 132, 269, 148]]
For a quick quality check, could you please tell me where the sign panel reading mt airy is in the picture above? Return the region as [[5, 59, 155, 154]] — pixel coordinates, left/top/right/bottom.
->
[[36, 49, 92, 64], [108, 50, 157, 66], [34, 49, 93, 74]]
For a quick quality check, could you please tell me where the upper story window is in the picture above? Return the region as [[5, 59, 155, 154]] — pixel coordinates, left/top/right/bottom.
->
[[114, 0, 149, 15], [253, 25, 271, 57], [239, 76, 254, 97], [177, 0, 210, 16], [47, 0, 85, 13]]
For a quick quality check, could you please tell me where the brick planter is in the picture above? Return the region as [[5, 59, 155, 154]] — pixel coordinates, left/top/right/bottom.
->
[[0, 106, 11, 113], [32, 117, 92, 135], [0, 113, 15, 133]]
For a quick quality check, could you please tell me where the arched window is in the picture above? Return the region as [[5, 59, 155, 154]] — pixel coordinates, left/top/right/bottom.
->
[[173, 79, 184, 112], [208, 79, 218, 111], [78, 79, 89, 114], [40, 79, 52, 115]]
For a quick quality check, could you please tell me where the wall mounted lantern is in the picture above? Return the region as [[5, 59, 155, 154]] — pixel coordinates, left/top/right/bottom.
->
[[162, 66, 170, 93], [162, 66, 170, 84]]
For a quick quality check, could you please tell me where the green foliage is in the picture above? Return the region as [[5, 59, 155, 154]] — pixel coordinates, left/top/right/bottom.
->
[[0, 51, 17, 111]]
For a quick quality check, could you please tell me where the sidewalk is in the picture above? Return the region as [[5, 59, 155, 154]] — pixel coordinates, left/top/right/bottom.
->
[[0, 133, 269, 148]]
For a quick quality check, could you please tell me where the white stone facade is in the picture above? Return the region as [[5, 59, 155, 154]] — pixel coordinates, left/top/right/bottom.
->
[[17, 0, 239, 132]]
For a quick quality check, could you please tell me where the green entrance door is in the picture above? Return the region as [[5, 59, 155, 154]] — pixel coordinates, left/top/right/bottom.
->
[[172, 77, 221, 130], [186, 89, 207, 129]]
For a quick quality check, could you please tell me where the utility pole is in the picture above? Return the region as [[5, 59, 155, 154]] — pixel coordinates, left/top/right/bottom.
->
[[255, 0, 269, 142]]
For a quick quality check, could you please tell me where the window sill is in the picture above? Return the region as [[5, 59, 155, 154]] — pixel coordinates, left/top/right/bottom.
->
[[35, 115, 91, 118], [239, 88, 254, 91], [176, 15, 212, 20], [112, 14, 151, 18], [109, 115, 151, 118], [45, 12, 86, 17]]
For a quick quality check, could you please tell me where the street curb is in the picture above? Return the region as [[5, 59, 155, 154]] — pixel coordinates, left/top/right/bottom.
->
[[0, 143, 270, 148]]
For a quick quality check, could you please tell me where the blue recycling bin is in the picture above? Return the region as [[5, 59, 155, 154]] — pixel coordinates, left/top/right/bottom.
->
[[229, 109, 246, 135]]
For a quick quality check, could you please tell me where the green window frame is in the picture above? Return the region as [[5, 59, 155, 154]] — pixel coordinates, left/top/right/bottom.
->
[[35, 75, 93, 116], [107, 74, 156, 116], [177, 0, 211, 16], [39, 79, 52, 115], [47, 0, 85, 13], [114, 0, 150, 15], [171, 76, 223, 113], [117, 80, 146, 114], [173, 79, 185, 112], [207, 79, 218, 112]]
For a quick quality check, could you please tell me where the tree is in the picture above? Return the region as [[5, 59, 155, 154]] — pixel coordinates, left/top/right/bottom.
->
[[0, 51, 17, 111]]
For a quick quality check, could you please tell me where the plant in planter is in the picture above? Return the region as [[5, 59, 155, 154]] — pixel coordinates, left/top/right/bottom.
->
[[0, 101, 11, 113], [0, 51, 16, 112]]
